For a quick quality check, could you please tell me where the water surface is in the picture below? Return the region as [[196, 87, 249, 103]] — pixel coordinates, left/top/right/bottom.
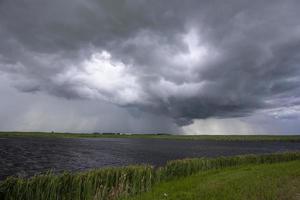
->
[[1, 137, 300, 180]]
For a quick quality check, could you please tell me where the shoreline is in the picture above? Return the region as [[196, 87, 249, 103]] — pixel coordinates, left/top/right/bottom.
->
[[1, 131, 300, 142], [1, 152, 300, 200]]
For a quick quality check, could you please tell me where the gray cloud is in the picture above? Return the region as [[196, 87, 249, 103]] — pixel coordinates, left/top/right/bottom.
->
[[0, 75, 180, 133], [1, 0, 300, 127]]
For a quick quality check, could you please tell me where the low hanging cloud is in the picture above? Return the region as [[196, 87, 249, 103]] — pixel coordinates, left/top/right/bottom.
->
[[1, 0, 300, 127]]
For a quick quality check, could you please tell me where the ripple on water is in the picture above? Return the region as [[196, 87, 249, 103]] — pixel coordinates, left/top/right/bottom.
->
[[1, 137, 300, 180]]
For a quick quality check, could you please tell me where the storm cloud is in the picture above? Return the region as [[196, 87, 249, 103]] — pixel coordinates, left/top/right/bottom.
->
[[1, 0, 300, 131]]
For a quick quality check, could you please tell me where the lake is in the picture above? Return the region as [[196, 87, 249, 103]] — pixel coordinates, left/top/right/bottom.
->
[[1, 137, 300, 180]]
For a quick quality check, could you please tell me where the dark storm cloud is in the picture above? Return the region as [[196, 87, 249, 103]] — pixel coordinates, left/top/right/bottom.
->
[[1, 0, 300, 126]]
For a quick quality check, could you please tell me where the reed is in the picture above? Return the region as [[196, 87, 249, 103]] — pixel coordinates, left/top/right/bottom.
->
[[158, 152, 300, 180], [0, 166, 155, 200], [1, 152, 300, 200]]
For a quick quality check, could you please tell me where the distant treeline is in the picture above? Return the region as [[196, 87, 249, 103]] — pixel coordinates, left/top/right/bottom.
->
[[1, 131, 300, 142], [1, 152, 300, 200]]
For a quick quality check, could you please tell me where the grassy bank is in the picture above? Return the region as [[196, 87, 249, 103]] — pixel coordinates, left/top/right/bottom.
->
[[1, 152, 300, 200], [1, 131, 300, 142], [126, 160, 300, 200]]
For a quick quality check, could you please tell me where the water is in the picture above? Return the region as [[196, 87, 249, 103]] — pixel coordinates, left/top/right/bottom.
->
[[1, 137, 300, 180]]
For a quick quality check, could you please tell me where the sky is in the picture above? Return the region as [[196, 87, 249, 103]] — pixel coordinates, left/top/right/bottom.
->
[[0, 0, 300, 134]]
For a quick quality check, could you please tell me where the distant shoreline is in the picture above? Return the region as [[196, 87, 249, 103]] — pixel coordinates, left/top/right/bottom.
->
[[1, 131, 300, 142]]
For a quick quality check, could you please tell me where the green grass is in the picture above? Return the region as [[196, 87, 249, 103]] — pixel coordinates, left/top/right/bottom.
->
[[1, 152, 300, 200], [1, 131, 300, 142], [126, 161, 300, 200]]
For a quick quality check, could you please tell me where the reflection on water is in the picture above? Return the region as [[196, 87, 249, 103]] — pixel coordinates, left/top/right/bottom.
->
[[1, 137, 300, 180]]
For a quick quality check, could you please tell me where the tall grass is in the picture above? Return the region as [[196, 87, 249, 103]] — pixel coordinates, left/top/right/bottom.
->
[[157, 152, 300, 180], [1, 152, 300, 200], [0, 166, 154, 200]]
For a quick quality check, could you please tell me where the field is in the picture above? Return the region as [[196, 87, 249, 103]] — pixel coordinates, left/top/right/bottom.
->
[[1, 152, 300, 200], [1, 131, 300, 142], [126, 160, 300, 200]]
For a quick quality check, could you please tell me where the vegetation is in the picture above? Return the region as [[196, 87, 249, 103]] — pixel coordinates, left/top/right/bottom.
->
[[0, 166, 154, 200], [1, 152, 300, 200], [1, 131, 300, 142], [126, 160, 300, 200]]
